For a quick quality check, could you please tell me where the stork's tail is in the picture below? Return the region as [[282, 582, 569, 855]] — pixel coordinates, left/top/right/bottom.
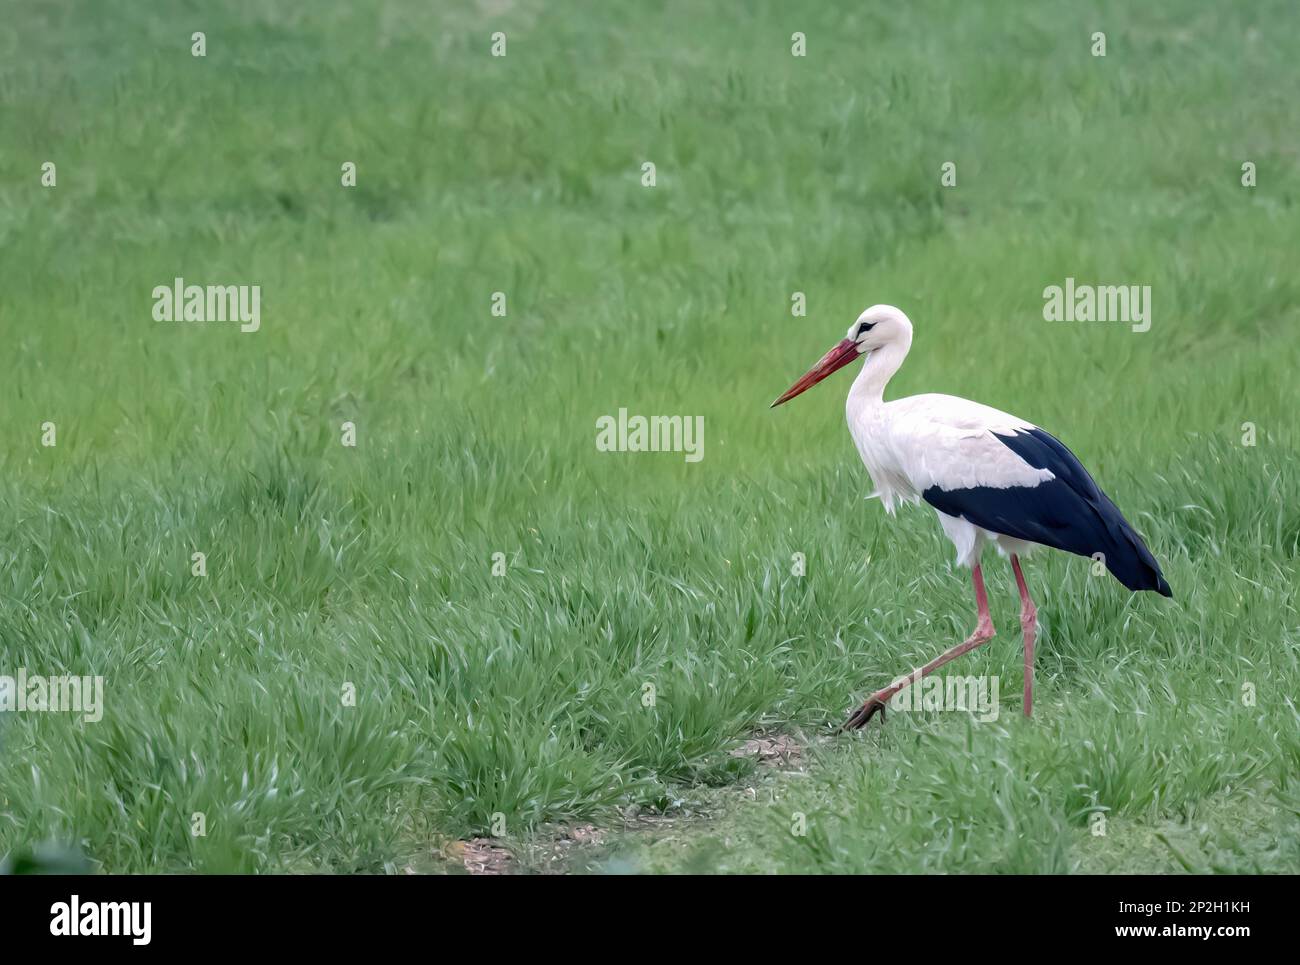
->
[[1100, 512, 1172, 597]]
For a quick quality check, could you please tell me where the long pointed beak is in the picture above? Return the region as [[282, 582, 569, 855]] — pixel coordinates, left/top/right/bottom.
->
[[770, 338, 862, 408]]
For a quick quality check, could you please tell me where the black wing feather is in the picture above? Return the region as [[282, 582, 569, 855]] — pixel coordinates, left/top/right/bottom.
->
[[921, 428, 1171, 596]]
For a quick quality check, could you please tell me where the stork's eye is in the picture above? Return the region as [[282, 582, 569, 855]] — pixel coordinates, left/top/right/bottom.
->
[[855, 321, 875, 339]]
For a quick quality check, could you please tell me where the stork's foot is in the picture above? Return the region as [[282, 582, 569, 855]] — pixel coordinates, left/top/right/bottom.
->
[[840, 695, 888, 731]]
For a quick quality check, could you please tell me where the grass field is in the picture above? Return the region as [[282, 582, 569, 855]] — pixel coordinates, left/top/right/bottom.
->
[[1, 0, 1297, 873]]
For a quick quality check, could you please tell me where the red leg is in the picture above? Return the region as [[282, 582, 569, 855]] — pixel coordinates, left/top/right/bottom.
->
[[1011, 555, 1037, 718], [843, 564, 997, 729]]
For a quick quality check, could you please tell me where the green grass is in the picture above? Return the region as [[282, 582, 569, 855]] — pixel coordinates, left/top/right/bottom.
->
[[0, 0, 1297, 873]]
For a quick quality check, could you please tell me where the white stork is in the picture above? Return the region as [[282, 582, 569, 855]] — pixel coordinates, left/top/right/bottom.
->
[[771, 305, 1171, 728]]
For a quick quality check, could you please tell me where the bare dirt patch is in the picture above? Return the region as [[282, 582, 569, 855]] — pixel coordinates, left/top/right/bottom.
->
[[431, 734, 816, 874], [731, 733, 807, 768], [442, 838, 514, 875]]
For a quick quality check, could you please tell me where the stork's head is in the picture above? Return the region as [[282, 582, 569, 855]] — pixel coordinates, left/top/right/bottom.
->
[[770, 304, 912, 407]]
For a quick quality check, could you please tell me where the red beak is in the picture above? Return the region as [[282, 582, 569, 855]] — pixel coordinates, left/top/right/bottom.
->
[[770, 338, 862, 408]]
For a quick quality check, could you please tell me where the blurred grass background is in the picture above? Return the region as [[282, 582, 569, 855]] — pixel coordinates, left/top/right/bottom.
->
[[0, 0, 1296, 872]]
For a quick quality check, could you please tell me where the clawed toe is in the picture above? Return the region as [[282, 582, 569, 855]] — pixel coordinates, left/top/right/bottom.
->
[[840, 695, 888, 732]]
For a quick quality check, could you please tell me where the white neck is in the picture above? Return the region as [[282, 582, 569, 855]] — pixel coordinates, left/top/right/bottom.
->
[[847, 334, 911, 409]]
